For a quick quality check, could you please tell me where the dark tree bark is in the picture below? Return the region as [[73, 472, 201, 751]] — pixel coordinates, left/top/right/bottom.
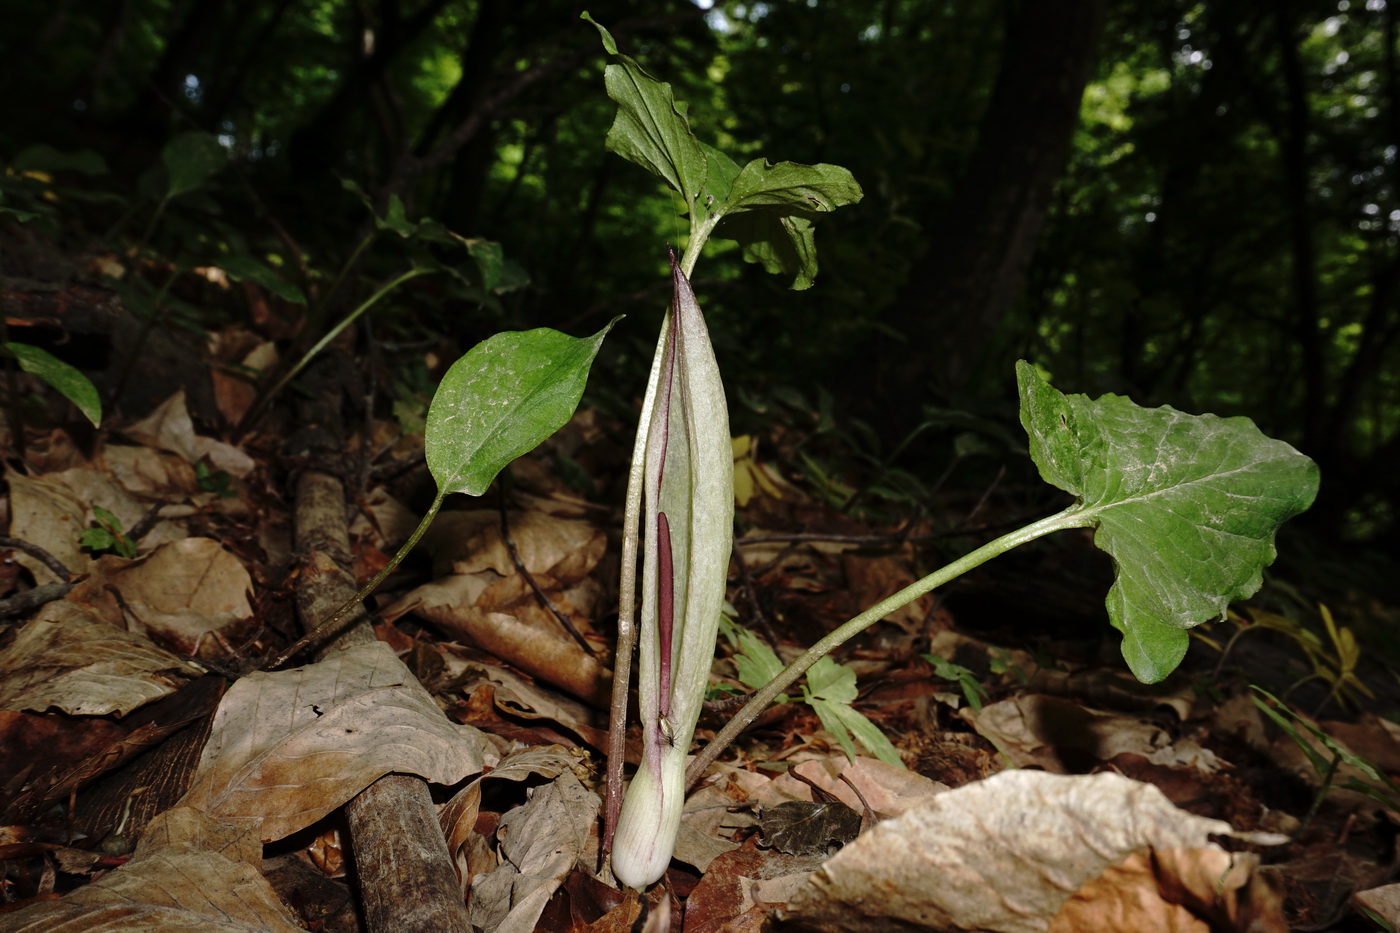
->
[[288, 0, 454, 183], [122, 0, 229, 136], [857, 0, 1107, 432], [1272, 0, 1328, 454]]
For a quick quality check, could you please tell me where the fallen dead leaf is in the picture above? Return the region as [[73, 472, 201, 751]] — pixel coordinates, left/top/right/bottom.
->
[[0, 807, 302, 932], [468, 770, 599, 933], [83, 538, 255, 660], [439, 744, 578, 892], [178, 641, 488, 841], [122, 390, 255, 478], [779, 769, 1287, 933], [966, 694, 1222, 774], [0, 601, 203, 717]]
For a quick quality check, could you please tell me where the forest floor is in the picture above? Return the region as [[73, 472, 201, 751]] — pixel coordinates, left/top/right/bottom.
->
[[2, 245, 1400, 932]]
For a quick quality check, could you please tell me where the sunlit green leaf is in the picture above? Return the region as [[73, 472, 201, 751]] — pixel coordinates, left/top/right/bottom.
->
[[711, 160, 862, 289], [1017, 360, 1320, 682], [4, 342, 102, 426], [425, 319, 619, 498]]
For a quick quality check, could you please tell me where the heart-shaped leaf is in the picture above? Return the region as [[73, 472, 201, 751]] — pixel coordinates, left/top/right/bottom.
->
[[1017, 360, 1319, 683]]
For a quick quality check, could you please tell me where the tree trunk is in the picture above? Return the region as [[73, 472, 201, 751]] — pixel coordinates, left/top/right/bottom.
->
[[859, 0, 1107, 433]]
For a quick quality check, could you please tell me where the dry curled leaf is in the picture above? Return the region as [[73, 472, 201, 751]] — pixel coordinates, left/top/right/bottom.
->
[[780, 770, 1286, 933], [0, 602, 203, 717]]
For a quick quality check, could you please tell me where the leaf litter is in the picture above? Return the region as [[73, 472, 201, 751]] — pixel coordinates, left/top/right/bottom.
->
[[0, 317, 1393, 932]]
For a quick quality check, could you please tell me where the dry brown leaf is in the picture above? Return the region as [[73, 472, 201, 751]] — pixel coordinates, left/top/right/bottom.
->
[[673, 777, 751, 873], [686, 837, 830, 933], [0, 808, 301, 932], [89, 538, 254, 660], [348, 486, 421, 550], [756, 755, 947, 818], [394, 578, 611, 705], [178, 641, 487, 841], [966, 695, 1222, 773], [100, 445, 200, 496], [1355, 882, 1400, 927], [439, 744, 579, 890], [422, 508, 605, 582], [5, 469, 144, 584], [1321, 714, 1400, 774], [0, 602, 203, 717], [1051, 848, 1285, 933], [468, 770, 599, 933], [209, 332, 277, 426], [122, 390, 255, 478], [780, 770, 1286, 933]]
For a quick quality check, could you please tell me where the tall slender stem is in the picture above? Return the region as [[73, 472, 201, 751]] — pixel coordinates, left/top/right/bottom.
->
[[685, 506, 1088, 788]]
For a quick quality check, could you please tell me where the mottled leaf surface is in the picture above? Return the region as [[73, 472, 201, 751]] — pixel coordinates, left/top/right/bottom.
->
[[1017, 361, 1319, 682]]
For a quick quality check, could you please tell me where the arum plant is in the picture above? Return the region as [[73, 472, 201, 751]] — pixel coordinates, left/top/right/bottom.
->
[[609, 251, 733, 889], [582, 13, 862, 888], [586, 16, 1322, 893]]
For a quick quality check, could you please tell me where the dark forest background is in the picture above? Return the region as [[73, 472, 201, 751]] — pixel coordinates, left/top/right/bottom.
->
[[2, 0, 1397, 563]]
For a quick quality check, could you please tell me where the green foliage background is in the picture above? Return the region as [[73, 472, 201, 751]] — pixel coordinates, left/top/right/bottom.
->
[[1, 0, 1395, 550]]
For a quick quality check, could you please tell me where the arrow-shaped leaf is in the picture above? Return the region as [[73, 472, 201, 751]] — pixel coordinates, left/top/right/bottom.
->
[[1017, 360, 1320, 683]]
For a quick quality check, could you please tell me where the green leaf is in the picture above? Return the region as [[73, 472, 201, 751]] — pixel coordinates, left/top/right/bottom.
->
[[161, 132, 227, 199], [732, 627, 786, 692], [720, 159, 863, 216], [216, 255, 307, 304], [381, 194, 419, 237], [802, 657, 903, 768], [698, 141, 742, 207], [1017, 360, 1320, 683], [11, 145, 109, 176], [79, 526, 116, 552], [425, 319, 619, 498], [582, 13, 707, 202], [712, 160, 863, 290], [3, 342, 102, 426], [718, 212, 820, 290]]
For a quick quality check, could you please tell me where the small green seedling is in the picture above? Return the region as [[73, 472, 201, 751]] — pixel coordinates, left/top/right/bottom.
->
[[921, 654, 991, 712], [721, 615, 902, 767], [585, 13, 1320, 890], [80, 506, 137, 559]]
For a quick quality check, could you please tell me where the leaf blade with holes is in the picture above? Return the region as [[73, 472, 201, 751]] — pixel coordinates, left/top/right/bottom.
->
[[1017, 361, 1320, 682], [425, 321, 618, 497]]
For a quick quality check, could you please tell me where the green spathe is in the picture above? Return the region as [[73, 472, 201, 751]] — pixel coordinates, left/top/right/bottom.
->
[[611, 259, 733, 890], [1017, 361, 1320, 682]]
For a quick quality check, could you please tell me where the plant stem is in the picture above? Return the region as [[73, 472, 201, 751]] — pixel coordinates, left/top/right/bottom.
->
[[684, 505, 1089, 789], [238, 267, 428, 437], [266, 489, 446, 669], [603, 313, 671, 854]]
